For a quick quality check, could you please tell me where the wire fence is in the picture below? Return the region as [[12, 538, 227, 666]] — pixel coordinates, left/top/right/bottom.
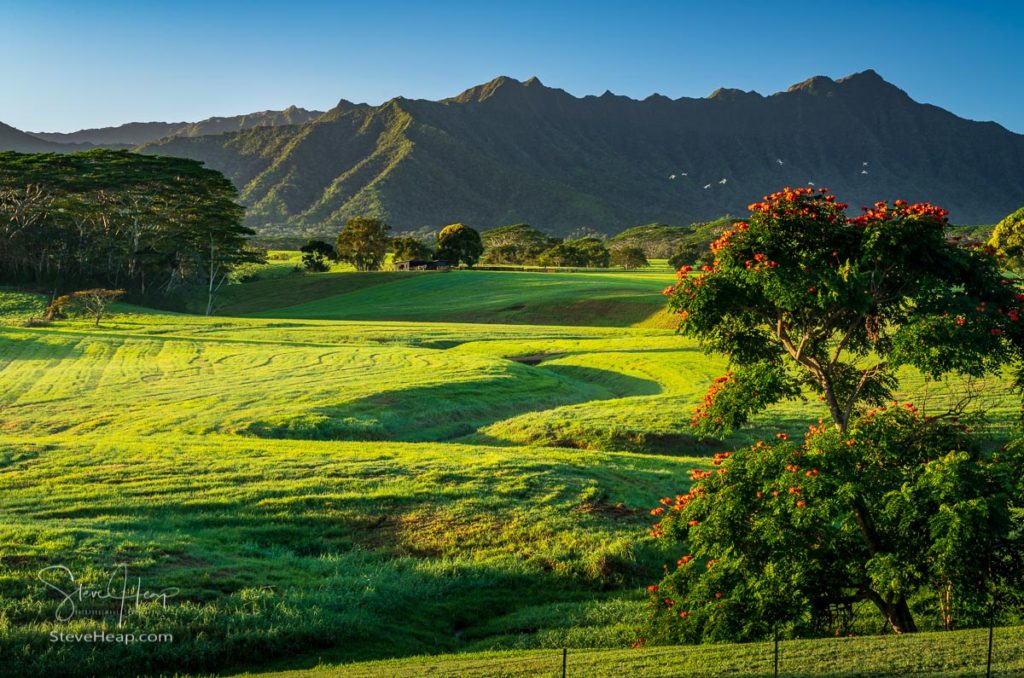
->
[[340, 624, 1024, 677]]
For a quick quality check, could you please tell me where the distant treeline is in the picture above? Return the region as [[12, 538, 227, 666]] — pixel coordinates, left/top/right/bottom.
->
[[474, 219, 741, 269], [0, 150, 262, 313]]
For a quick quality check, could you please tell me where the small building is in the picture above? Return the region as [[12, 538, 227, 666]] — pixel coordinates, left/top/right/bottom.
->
[[393, 259, 450, 271]]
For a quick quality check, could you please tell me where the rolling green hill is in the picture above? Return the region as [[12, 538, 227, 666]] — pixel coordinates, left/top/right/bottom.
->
[[1, 270, 1020, 677], [234, 269, 676, 326], [135, 70, 1024, 236]]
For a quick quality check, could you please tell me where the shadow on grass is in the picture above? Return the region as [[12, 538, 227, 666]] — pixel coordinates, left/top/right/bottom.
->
[[241, 365, 661, 443]]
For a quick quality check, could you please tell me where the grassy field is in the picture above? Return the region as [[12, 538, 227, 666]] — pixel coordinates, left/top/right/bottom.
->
[[242, 625, 1024, 677], [0, 268, 1020, 677], [218, 268, 679, 327]]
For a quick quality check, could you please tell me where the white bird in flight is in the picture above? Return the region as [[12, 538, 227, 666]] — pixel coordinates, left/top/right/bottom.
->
[[703, 183, 712, 190], [808, 181, 815, 186], [861, 169, 869, 175], [718, 178, 727, 185], [669, 174, 677, 180], [680, 172, 688, 176], [777, 158, 784, 165], [863, 161, 869, 166]]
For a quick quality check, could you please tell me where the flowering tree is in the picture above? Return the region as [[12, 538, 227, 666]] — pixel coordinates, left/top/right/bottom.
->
[[664, 188, 1021, 435], [649, 188, 1024, 640]]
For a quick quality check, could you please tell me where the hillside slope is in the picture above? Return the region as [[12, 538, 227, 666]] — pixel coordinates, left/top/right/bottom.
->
[[138, 70, 1024, 235], [27, 106, 324, 147]]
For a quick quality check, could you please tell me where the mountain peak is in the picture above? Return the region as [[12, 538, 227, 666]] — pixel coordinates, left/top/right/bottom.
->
[[786, 75, 837, 94], [837, 68, 885, 84], [446, 75, 561, 104], [784, 69, 906, 99], [708, 87, 763, 101], [447, 76, 520, 103], [835, 69, 908, 98]]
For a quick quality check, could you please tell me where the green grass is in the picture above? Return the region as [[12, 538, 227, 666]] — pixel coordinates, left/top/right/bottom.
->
[[240, 625, 1024, 677], [0, 269, 1020, 676], [224, 267, 677, 327], [0, 286, 48, 324]]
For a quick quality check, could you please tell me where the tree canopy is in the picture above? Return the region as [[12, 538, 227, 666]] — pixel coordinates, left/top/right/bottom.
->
[[480, 223, 555, 264], [390, 235, 434, 262], [665, 188, 1022, 435], [537, 237, 610, 268], [0, 149, 261, 313], [611, 246, 649, 269], [299, 240, 338, 272], [436, 223, 483, 267], [988, 206, 1024, 272], [335, 217, 390, 271], [650, 187, 1024, 641]]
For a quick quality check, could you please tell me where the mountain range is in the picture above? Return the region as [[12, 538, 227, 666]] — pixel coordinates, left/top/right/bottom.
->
[[4, 70, 1023, 235]]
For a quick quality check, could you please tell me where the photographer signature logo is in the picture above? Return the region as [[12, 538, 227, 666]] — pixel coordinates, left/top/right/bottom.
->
[[37, 564, 179, 627]]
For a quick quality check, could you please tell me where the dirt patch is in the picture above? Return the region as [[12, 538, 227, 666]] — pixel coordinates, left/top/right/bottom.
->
[[575, 498, 638, 518]]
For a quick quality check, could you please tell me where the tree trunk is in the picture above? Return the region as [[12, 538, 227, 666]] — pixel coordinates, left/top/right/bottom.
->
[[861, 588, 918, 634]]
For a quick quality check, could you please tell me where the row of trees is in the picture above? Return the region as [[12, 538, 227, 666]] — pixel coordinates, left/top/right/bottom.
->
[[0, 150, 262, 314], [300, 219, 486, 271], [298, 219, 741, 273], [479, 223, 648, 268], [647, 188, 1024, 642]]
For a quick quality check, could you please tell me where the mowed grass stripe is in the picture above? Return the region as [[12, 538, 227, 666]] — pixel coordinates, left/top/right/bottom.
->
[[247, 269, 676, 327]]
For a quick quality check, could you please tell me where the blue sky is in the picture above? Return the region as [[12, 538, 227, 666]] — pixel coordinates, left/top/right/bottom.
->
[[2, 0, 1022, 133]]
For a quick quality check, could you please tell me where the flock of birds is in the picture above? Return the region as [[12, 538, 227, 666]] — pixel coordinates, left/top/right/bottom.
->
[[667, 161, 873, 189]]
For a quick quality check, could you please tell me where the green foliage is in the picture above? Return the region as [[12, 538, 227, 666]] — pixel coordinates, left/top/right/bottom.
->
[[480, 223, 556, 265], [988, 206, 1024, 272], [436, 223, 483, 267], [335, 216, 390, 271], [609, 223, 690, 258], [537, 238, 611, 268], [0, 150, 260, 312], [390, 235, 434, 262], [648, 407, 1023, 641], [610, 246, 649, 269], [47, 288, 125, 325], [299, 239, 338, 272], [666, 189, 1022, 435], [653, 187, 1024, 642]]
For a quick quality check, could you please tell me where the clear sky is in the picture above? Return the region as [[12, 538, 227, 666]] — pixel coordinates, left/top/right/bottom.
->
[[2, 0, 1022, 133]]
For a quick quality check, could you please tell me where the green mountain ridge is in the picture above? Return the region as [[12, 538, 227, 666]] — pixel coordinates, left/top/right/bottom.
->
[[4, 70, 1023, 235], [136, 70, 1024, 236], [27, 106, 323, 147]]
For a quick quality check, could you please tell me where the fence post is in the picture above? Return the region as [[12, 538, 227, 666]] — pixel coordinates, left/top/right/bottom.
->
[[774, 627, 779, 678], [562, 647, 567, 678], [986, 596, 996, 678]]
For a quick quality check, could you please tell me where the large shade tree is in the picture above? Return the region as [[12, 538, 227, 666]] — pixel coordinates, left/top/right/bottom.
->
[[0, 150, 261, 313], [436, 223, 483, 267], [649, 187, 1024, 640], [335, 216, 390, 271]]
